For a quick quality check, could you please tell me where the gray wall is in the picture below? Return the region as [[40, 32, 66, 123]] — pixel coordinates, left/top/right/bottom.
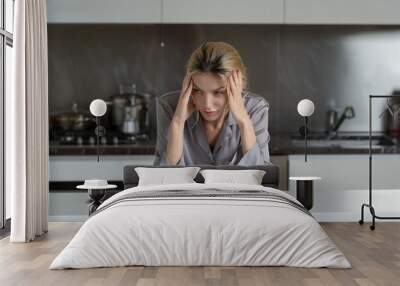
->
[[48, 24, 400, 136]]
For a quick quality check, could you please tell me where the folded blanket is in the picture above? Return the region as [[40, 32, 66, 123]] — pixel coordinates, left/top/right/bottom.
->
[[92, 188, 312, 218]]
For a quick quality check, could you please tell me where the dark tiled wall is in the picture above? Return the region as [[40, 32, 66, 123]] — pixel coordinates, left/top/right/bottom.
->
[[48, 24, 400, 137]]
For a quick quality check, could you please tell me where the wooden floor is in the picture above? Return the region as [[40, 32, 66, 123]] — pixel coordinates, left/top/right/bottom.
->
[[0, 222, 399, 286]]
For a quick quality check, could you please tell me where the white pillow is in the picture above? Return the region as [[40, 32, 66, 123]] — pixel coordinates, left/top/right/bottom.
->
[[200, 169, 266, 185], [135, 167, 201, 186]]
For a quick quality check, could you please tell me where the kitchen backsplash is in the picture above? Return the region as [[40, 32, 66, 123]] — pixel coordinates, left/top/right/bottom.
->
[[48, 24, 400, 137]]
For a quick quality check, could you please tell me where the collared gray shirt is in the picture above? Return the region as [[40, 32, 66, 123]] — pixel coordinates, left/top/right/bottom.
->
[[153, 90, 271, 166]]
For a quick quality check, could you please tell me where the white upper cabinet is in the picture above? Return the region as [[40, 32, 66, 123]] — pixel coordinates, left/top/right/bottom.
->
[[285, 0, 400, 25], [47, 0, 400, 25], [162, 0, 284, 24], [47, 0, 162, 23]]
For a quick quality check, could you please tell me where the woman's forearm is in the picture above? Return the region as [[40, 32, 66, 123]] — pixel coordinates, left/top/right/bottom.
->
[[165, 118, 185, 165], [238, 116, 257, 155]]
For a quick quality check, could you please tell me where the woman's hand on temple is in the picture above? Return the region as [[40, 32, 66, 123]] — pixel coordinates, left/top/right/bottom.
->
[[166, 72, 195, 165], [226, 69, 250, 125], [227, 69, 257, 154], [173, 72, 196, 125]]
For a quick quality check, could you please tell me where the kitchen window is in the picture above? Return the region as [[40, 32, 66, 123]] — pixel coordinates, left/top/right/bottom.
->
[[0, 0, 14, 232]]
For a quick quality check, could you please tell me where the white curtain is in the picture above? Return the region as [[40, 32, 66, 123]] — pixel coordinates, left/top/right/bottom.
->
[[7, 0, 49, 242]]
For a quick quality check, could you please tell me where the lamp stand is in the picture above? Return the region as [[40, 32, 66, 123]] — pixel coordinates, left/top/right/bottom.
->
[[304, 116, 308, 162], [94, 117, 106, 162], [96, 117, 100, 162]]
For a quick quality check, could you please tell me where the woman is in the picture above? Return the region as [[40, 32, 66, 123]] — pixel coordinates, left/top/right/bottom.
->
[[154, 42, 270, 166]]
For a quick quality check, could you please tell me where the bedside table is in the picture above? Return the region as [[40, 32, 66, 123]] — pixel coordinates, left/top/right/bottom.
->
[[77, 184, 117, 215], [289, 177, 321, 210]]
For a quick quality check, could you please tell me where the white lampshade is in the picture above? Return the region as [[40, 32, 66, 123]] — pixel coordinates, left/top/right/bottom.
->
[[89, 99, 107, 117], [297, 99, 315, 117]]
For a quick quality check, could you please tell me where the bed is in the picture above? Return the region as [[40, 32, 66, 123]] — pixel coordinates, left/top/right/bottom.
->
[[49, 165, 351, 269]]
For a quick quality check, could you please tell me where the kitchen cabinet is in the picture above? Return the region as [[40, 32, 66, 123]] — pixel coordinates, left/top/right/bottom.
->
[[47, 0, 400, 25], [49, 155, 155, 181], [163, 0, 284, 24], [289, 154, 400, 221], [49, 155, 155, 221], [49, 153, 400, 222], [47, 0, 162, 23], [47, 0, 284, 24], [285, 0, 400, 25]]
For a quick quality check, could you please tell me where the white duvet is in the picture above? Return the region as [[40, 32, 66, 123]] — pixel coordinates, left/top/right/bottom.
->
[[50, 183, 351, 269]]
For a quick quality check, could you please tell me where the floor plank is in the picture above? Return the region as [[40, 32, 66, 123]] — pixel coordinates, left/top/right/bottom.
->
[[0, 222, 399, 286]]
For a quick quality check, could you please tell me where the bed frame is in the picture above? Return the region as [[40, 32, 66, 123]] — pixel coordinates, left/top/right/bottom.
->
[[123, 165, 280, 189]]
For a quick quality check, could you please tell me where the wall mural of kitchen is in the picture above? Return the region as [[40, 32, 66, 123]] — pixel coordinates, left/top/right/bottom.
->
[[48, 24, 400, 157], [47, 23, 400, 222]]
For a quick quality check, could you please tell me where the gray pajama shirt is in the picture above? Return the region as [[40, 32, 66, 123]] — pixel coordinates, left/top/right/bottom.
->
[[153, 90, 271, 166]]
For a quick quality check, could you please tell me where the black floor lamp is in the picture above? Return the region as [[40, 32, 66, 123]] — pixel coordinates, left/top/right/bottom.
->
[[89, 99, 107, 162], [359, 94, 400, 230], [297, 99, 315, 162], [289, 99, 321, 211]]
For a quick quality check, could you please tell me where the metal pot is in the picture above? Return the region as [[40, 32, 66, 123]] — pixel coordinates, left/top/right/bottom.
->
[[109, 92, 151, 134], [109, 94, 128, 128], [51, 102, 96, 131], [121, 105, 140, 134]]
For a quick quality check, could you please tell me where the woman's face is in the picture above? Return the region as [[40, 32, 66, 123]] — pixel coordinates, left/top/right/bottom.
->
[[190, 72, 228, 122]]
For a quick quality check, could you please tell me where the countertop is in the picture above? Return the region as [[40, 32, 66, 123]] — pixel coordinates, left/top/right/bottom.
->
[[49, 140, 156, 155], [49, 132, 400, 156], [269, 132, 400, 155]]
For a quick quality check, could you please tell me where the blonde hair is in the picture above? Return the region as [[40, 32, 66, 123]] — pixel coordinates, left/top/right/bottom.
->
[[186, 42, 248, 89]]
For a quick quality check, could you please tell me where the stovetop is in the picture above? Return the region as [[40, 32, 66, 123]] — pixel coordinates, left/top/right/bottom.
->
[[50, 129, 151, 146]]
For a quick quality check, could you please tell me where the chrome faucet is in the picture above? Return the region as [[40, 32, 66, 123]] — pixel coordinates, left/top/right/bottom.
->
[[326, 106, 355, 138]]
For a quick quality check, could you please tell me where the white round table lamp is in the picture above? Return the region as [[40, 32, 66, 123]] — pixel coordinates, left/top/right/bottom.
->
[[297, 99, 315, 117], [297, 99, 315, 162], [89, 99, 108, 162], [90, 99, 107, 117]]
